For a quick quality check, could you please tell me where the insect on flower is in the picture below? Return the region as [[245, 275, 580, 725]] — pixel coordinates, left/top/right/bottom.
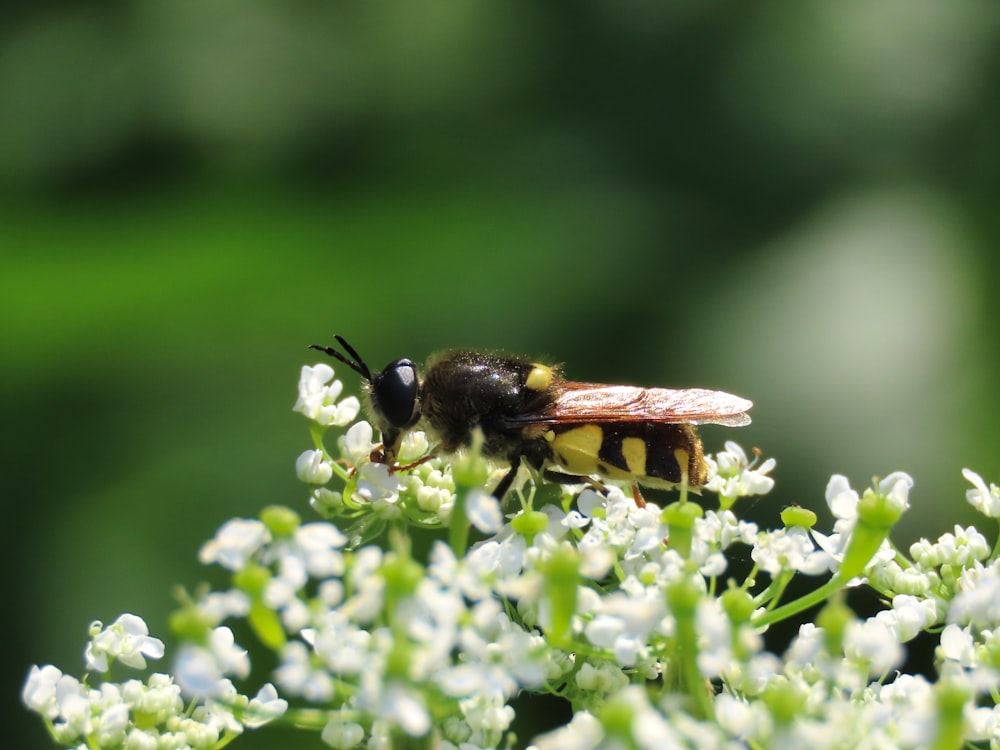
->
[[311, 336, 752, 500]]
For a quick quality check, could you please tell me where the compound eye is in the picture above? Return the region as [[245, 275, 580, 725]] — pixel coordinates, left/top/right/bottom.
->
[[373, 359, 420, 429]]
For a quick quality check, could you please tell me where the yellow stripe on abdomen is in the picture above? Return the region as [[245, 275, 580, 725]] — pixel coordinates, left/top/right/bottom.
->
[[548, 424, 602, 476], [620, 436, 647, 476], [549, 424, 633, 480], [546, 422, 705, 488]]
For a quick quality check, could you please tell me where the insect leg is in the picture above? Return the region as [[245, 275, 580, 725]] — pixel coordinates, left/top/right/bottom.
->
[[630, 483, 647, 508], [543, 469, 608, 494], [492, 455, 523, 499], [392, 454, 436, 473]]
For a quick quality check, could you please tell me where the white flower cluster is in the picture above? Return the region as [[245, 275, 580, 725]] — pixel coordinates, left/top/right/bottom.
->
[[285, 368, 1000, 748], [703, 441, 776, 506], [22, 366, 1000, 750], [293, 363, 361, 427], [294, 365, 458, 532], [192, 511, 571, 748], [22, 616, 286, 749]]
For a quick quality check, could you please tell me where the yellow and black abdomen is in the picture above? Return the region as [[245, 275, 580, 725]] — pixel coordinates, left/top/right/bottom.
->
[[545, 422, 706, 488]]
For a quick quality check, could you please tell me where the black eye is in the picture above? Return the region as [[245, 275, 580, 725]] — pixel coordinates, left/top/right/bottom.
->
[[372, 359, 420, 428]]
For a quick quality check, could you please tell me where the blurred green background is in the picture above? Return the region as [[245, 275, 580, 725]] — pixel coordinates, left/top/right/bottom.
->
[[5, 2, 1000, 747]]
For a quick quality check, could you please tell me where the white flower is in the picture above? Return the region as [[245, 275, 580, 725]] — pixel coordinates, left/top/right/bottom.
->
[[752, 527, 830, 576], [130, 673, 183, 724], [341, 547, 386, 624], [174, 644, 223, 698], [263, 522, 347, 616], [84, 614, 165, 672], [784, 622, 826, 671], [293, 364, 361, 427], [427, 540, 497, 603], [201, 679, 245, 735], [398, 430, 431, 462], [125, 727, 160, 749], [210, 626, 250, 677], [401, 581, 463, 681], [869, 559, 916, 595], [879, 471, 914, 512], [577, 488, 605, 518], [22, 664, 65, 718], [844, 617, 904, 676], [174, 626, 249, 698], [196, 590, 252, 625], [811, 474, 901, 576], [340, 421, 375, 465], [377, 682, 431, 737], [699, 552, 728, 578], [313, 616, 373, 674], [465, 489, 503, 534], [310, 487, 344, 517], [531, 710, 603, 750], [875, 595, 938, 643], [574, 661, 629, 695], [439, 626, 515, 701], [407, 462, 456, 517], [576, 486, 666, 565], [199, 518, 270, 571], [296, 449, 334, 485], [51, 677, 92, 740], [948, 562, 1000, 628], [459, 692, 516, 739], [584, 588, 665, 667], [703, 442, 776, 501], [826, 474, 860, 522], [938, 624, 976, 666], [874, 674, 937, 747], [437, 603, 556, 707], [962, 468, 1000, 518], [352, 462, 400, 513], [965, 704, 1000, 743], [274, 640, 333, 701], [911, 526, 990, 569], [696, 509, 758, 550], [175, 712, 223, 746], [322, 716, 366, 748], [696, 597, 734, 678], [92, 690, 130, 746], [243, 683, 288, 728], [714, 693, 766, 741]]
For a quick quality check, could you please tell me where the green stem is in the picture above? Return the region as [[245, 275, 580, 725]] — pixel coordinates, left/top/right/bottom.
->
[[763, 571, 794, 610], [929, 680, 968, 750], [449, 487, 469, 556], [751, 570, 792, 609], [668, 579, 714, 720], [751, 574, 846, 629], [677, 618, 714, 720], [390, 727, 439, 750]]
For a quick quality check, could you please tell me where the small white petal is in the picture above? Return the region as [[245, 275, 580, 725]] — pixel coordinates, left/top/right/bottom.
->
[[466, 490, 503, 534], [341, 421, 375, 465], [296, 450, 333, 485]]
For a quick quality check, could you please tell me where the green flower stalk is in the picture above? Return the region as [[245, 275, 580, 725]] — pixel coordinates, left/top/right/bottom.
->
[[662, 500, 704, 559], [836, 474, 910, 582]]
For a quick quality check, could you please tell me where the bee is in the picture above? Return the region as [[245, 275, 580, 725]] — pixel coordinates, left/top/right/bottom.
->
[[310, 336, 752, 500]]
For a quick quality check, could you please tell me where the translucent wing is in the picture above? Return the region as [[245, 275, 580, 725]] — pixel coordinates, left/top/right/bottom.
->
[[509, 383, 752, 427]]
